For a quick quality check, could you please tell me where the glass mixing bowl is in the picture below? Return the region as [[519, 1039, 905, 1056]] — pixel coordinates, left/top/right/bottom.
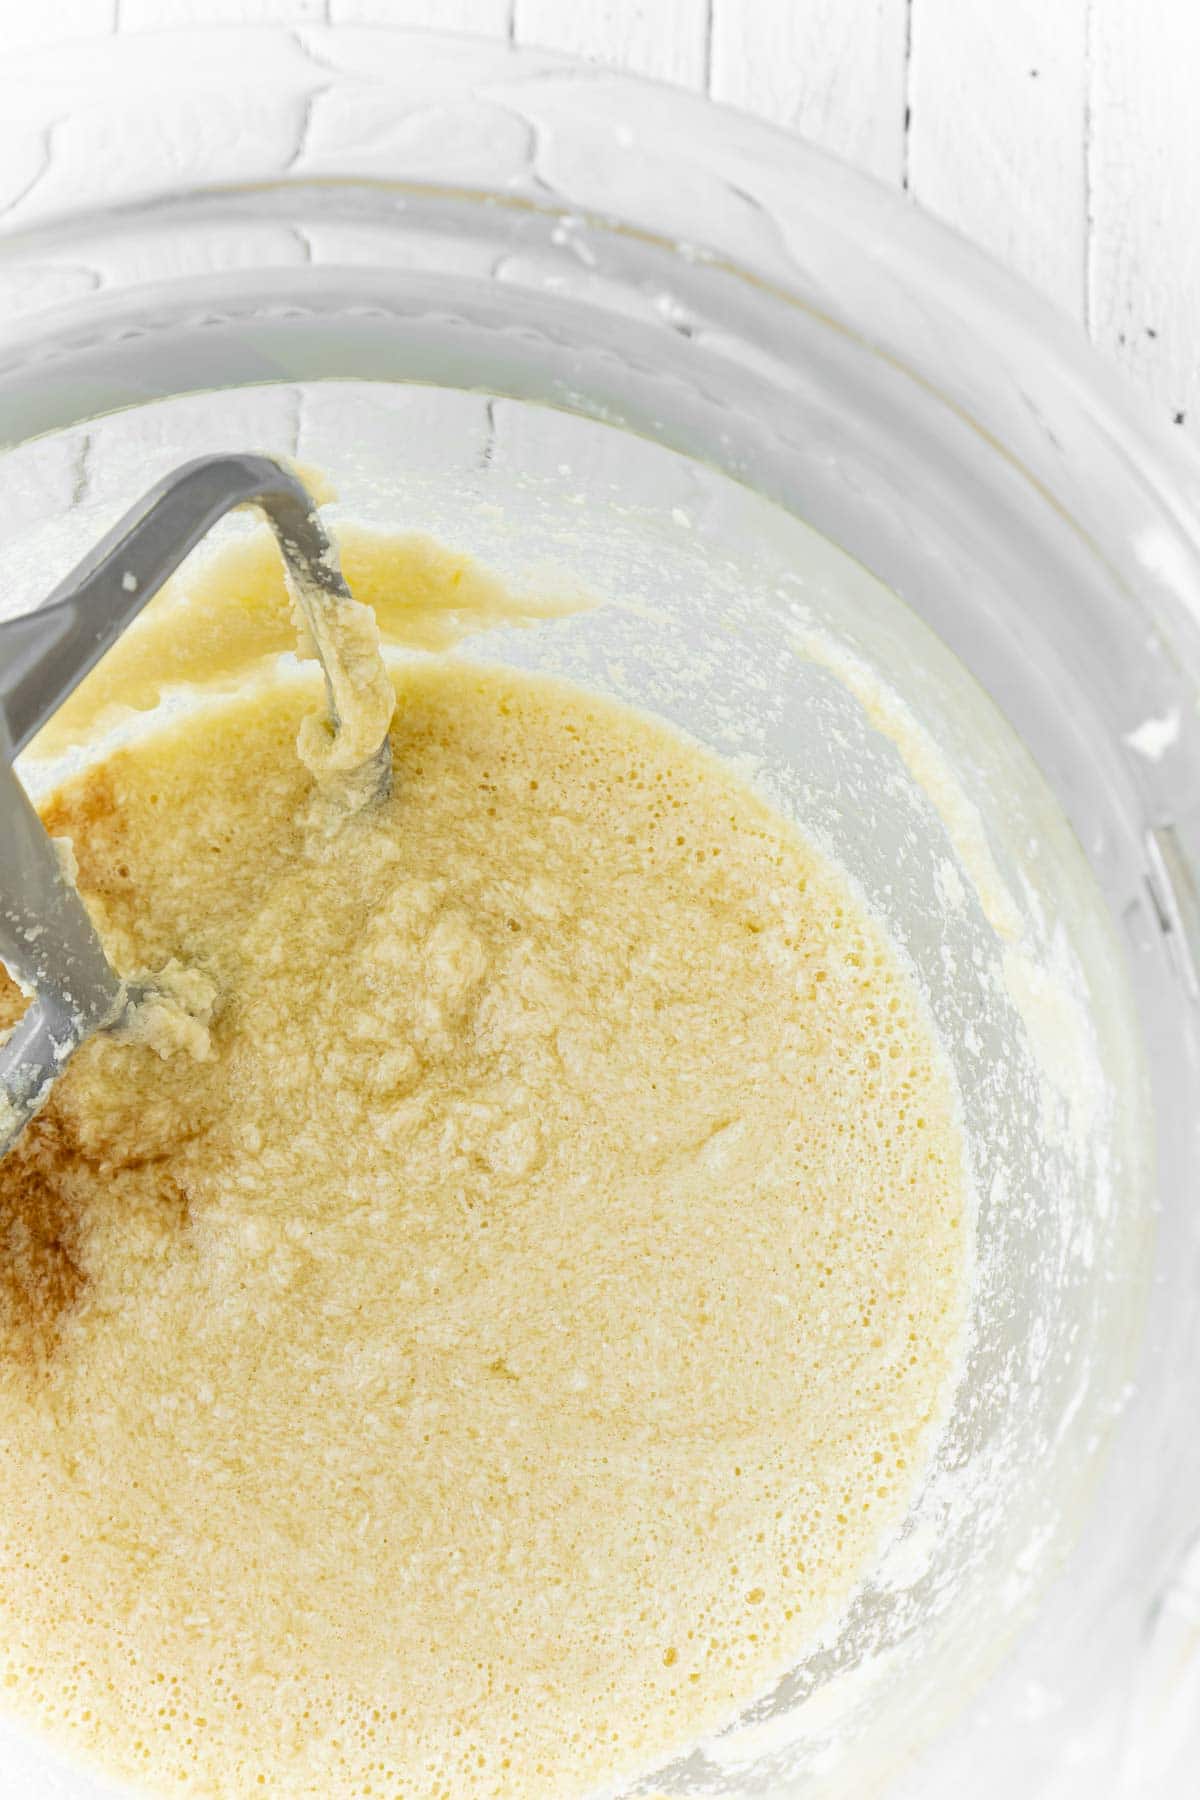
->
[[0, 25, 1197, 1800]]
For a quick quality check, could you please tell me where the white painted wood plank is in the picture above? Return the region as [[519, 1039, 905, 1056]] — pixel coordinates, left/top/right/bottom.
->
[[0, 0, 115, 51], [119, 0, 323, 24], [710, 0, 908, 186], [907, 0, 1088, 321], [1089, 0, 1200, 435], [11, 0, 1200, 443], [514, 0, 707, 90], [332, 0, 512, 31]]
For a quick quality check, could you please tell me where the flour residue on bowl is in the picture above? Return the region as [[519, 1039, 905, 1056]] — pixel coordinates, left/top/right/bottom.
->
[[786, 621, 1112, 1218]]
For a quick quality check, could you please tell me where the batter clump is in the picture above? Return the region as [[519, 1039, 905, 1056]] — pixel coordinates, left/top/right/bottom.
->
[[0, 551, 970, 1798]]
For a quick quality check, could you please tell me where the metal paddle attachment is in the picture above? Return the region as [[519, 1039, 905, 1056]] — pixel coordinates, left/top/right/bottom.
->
[[0, 453, 392, 1157]]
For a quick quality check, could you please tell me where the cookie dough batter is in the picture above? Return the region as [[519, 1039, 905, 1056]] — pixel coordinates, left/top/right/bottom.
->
[[0, 538, 970, 1798]]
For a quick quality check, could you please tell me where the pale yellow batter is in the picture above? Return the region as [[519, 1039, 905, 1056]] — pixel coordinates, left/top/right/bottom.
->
[[0, 537, 970, 1799]]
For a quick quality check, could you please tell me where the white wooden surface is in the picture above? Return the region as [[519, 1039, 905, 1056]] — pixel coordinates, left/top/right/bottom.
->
[[2, 0, 1198, 437]]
